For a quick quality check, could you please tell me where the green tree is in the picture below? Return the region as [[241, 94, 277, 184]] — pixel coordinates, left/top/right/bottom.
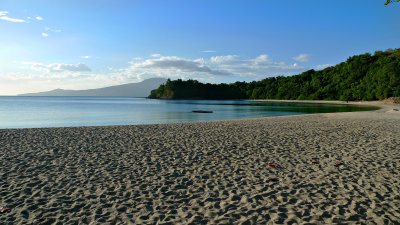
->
[[385, 0, 400, 5]]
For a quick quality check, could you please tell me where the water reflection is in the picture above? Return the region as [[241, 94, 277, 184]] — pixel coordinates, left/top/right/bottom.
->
[[0, 97, 378, 128]]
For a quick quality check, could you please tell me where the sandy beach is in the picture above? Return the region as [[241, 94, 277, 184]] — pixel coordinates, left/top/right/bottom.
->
[[0, 101, 399, 224]]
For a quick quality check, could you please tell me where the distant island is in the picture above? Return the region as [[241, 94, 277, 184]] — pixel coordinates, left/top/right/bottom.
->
[[149, 48, 400, 101], [20, 78, 167, 97]]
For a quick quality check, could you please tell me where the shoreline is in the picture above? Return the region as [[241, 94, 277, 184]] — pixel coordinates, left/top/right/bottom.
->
[[249, 99, 390, 108], [1, 101, 399, 224], [0, 99, 389, 131]]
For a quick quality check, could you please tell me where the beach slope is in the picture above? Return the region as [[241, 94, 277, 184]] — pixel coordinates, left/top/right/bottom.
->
[[0, 102, 399, 224]]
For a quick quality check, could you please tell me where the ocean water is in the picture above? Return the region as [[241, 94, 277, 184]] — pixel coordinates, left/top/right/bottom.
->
[[0, 97, 377, 129]]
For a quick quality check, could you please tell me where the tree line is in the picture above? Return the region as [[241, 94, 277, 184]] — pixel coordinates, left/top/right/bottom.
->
[[149, 48, 400, 101]]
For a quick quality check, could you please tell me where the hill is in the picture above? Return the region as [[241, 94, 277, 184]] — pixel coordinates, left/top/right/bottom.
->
[[149, 79, 246, 99], [149, 49, 400, 101], [20, 78, 167, 97]]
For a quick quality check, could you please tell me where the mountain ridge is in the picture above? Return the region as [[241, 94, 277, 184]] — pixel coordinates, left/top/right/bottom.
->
[[19, 78, 167, 97]]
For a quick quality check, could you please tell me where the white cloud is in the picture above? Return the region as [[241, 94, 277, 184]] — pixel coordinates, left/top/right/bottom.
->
[[314, 64, 333, 71], [49, 63, 92, 73], [254, 54, 269, 62], [35, 16, 43, 20], [210, 55, 238, 64], [41, 32, 49, 37], [293, 54, 312, 62], [201, 50, 216, 53], [131, 56, 231, 76], [80, 56, 91, 59], [0, 11, 26, 23], [209, 54, 305, 76], [23, 62, 91, 73], [45, 27, 61, 33], [151, 54, 162, 57]]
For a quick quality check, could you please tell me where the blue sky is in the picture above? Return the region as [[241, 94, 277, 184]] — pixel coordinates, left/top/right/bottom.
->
[[0, 0, 399, 95]]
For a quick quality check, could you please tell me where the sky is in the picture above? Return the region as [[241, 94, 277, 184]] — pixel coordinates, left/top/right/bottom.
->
[[0, 0, 399, 95]]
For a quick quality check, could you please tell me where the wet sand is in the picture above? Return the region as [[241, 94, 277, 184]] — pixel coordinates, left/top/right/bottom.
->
[[0, 101, 399, 224]]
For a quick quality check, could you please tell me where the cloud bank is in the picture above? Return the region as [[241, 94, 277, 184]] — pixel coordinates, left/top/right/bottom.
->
[[2, 54, 311, 95], [111, 54, 306, 82], [130, 56, 232, 76]]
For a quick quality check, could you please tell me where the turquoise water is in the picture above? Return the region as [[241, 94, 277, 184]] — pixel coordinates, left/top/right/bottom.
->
[[0, 97, 377, 128]]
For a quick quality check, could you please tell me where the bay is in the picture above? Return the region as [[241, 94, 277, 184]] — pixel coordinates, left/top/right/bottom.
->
[[0, 96, 377, 128]]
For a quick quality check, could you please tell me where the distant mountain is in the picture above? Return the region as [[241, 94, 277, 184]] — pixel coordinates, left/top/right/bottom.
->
[[19, 78, 167, 97]]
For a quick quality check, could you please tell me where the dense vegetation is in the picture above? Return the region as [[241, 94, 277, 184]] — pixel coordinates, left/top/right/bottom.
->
[[386, 0, 400, 5], [149, 49, 400, 101], [148, 79, 246, 99]]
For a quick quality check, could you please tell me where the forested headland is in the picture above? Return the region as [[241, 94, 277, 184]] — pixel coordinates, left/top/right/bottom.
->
[[149, 48, 400, 101]]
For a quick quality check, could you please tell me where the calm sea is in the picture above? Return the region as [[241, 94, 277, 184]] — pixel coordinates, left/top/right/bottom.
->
[[0, 96, 376, 129]]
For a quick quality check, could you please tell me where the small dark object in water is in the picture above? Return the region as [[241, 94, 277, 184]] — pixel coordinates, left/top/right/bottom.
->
[[270, 178, 278, 182], [267, 164, 277, 168], [311, 161, 319, 165], [192, 110, 213, 113]]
